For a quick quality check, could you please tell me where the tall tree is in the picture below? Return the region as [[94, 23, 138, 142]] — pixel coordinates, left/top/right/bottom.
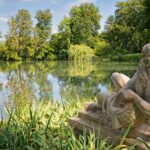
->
[[70, 3, 101, 45], [102, 0, 150, 52], [35, 9, 52, 60], [51, 17, 71, 59], [16, 9, 34, 59], [143, 0, 150, 29], [5, 17, 20, 60]]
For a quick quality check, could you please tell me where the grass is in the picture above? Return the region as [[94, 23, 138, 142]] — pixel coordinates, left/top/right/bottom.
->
[[0, 97, 138, 150], [110, 53, 142, 62]]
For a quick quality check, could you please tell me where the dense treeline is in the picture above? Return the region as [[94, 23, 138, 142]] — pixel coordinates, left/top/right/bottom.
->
[[102, 0, 150, 53], [0, 0, 149, 61]]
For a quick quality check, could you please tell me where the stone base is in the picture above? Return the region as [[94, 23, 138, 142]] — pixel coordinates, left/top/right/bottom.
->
[[68, 110, 150, 150]]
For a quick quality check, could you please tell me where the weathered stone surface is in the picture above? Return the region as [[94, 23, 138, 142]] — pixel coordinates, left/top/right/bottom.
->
[[68, 110, 150, 150]]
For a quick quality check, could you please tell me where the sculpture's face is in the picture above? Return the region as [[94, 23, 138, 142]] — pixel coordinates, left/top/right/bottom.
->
[[142, 43, 150, 66]]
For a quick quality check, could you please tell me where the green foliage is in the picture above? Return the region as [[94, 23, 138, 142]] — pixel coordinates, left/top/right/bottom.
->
[[50, 17, 71, 60], [16, 9, 34, 59], [70, 3, 101, 45], [51, 3, 101, 60], [1, 0, 150, 61], [0, 33, 7, 60], [35, 9, 53, 60], [68, 44, 95, 61], [5, 10, 34, 60], [95, 40, 111, 56], [3, 9, 54, 61], [5, 17, 20, 60], [103, 0, 150, 53]]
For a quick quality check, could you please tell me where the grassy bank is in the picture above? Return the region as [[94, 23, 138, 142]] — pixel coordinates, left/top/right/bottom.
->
[[110, 53, 142, 62], [0, 98, 137, 150]]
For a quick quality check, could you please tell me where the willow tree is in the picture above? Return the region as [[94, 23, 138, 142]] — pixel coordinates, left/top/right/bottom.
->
[[68, 44, 95, 61]]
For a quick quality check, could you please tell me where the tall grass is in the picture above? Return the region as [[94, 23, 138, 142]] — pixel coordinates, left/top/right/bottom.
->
[[0, 98, 137, 150]]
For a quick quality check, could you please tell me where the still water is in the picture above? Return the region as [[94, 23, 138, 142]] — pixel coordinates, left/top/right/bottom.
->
[[0, 61, 137, 112]]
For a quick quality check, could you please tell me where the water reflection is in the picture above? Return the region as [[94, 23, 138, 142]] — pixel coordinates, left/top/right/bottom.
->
[[0, 61, 137, 108]]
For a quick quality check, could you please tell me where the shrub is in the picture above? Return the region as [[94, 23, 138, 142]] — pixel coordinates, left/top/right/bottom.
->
[[95, 40, 110, 56], [68, 44, 95, 61]]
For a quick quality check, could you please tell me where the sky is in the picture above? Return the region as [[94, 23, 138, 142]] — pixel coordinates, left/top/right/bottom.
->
[[0, 0, 122, 38]]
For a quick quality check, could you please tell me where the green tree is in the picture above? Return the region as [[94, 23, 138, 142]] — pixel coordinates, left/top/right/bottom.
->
[[5, 17, 20, 60], [51, 3, 101, 60], [70, 3, 101, 45], [16, 9, 34, 59], [102, 0, 150, 53], [0, 31, 4, 59], [50, 17, 71, 60], [143, 0, 150, 29], [35, 9, 53, 60]]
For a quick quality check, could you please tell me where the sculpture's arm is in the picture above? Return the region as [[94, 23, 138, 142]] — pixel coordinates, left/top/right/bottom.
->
[[121, 71, 138, 92], [134, 94, 150, 117], [124, 89, 150, 117]]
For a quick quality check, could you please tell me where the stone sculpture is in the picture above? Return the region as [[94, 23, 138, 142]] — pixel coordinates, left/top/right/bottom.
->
[[85, 43, 150, 129], [69, 43, 150, 149]]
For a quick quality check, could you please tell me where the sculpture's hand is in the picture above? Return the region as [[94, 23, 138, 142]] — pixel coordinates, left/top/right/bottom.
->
[[123, 89, 136, 102]]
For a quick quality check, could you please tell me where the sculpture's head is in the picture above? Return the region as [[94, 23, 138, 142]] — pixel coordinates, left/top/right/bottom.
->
[[142, 43, 150, 66]]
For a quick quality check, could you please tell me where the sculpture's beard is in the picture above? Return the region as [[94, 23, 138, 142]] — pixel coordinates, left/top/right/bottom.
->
[[145, 59, 150, 75], [135, 58, 148, 97], [145, 60, 150, 72]]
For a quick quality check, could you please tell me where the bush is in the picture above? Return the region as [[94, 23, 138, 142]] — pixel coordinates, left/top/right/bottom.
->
[[68, 44, 95, 61], [95, 40, 110, 56]]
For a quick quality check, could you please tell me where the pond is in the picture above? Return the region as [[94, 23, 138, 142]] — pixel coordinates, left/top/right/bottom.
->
[[0, 61, 138, 117]]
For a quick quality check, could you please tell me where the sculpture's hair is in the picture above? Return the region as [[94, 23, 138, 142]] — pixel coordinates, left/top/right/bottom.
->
[[142, 43, 150, 58]]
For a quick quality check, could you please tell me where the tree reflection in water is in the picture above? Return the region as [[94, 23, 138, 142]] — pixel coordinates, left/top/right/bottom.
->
[[0, 61, 137, 108]]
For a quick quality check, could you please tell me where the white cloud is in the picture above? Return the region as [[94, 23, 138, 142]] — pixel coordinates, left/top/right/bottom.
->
[[68, 0, 97, 8], [0, 17, 9, 23]]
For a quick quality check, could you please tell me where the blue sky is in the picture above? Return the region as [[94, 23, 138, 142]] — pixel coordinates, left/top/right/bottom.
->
[[0, 0, 122, 38]]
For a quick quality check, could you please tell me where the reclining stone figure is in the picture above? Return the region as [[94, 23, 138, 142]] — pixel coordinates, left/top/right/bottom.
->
[[84, 43, 150, 130]]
